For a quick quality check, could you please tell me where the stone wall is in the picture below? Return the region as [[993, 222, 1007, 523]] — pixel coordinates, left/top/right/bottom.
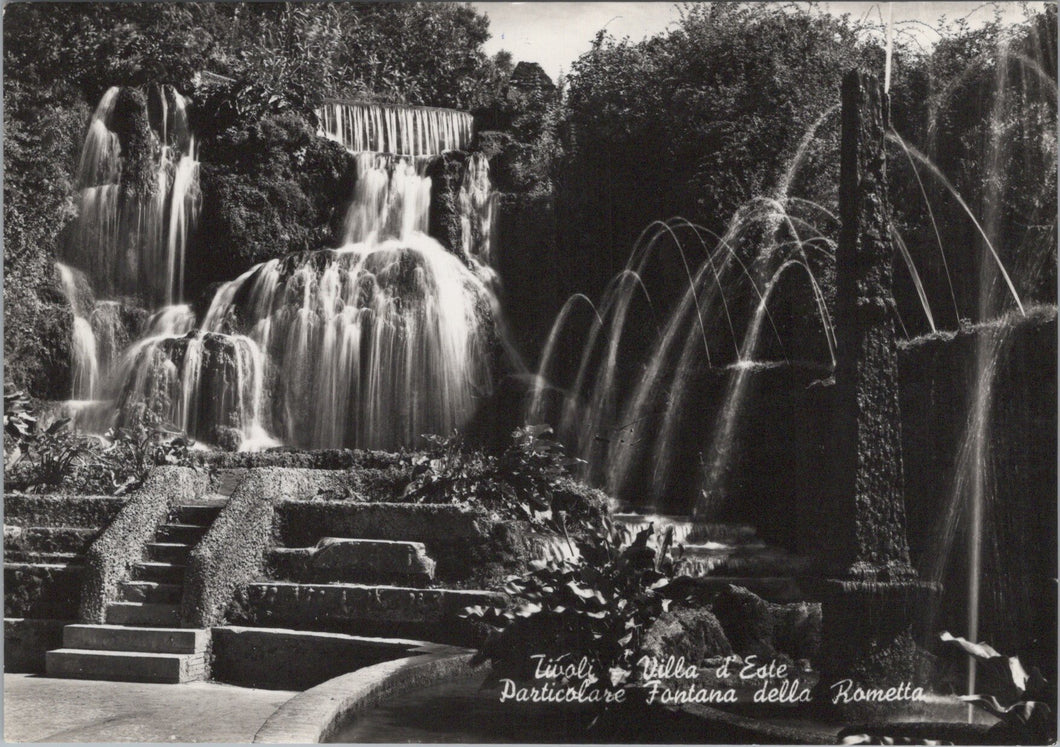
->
[[210, 627, 419, 690], [273, 501, 535, 587]]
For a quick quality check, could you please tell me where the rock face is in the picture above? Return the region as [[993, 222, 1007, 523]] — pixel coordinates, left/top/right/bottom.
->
[[426, 151, 467, 259], [110, 87, 158, 200], [115, 332, 256, 446], [709, 585, 821, 661]]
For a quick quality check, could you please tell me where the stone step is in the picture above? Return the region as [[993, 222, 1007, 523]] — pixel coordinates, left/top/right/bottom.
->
[[119, 580, 183, 604], [14, 526, 98, 554], [105, 602, 181, 626], [46, 648, 206, 683], [673, 547, 812, 578], [131, 562, 186, 584], [676, 541, 770, 556], [267, 539, 436, 586], [233, 582, 503, 647], [62, 624, 208, 654], [670, 575, 805, 604], [170, 504, 223, 526], [156, 523, 207, 544], [4, 550, 81, 564], [145, 542, 192, 564]]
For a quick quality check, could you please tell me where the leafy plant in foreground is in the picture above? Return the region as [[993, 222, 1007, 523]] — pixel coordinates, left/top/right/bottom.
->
[[462, 520, 678, 691], [842, 633, 1055, 746], [940, 632, 1054, 744], [27, 417, 92, 492], [4, 384, 37, 466], [84, 413, 193, 495]]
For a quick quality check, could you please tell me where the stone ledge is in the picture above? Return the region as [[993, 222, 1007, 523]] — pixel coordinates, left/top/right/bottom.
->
[[253, 648, 476, 743], [211, 626, 429, 690], [232, 583, 503, 646], [3, 494, 126, 528]]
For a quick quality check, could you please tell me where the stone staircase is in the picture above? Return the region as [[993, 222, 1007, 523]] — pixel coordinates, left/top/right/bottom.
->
[[46, 499, 225, 684], [234, 503, 503, 646], [45, 625, 209, 683], [5, 494, 125, 621], [613, 513, 811, 602]]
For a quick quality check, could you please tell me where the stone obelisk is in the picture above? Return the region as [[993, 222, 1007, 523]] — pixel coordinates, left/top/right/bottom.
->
[[808, 69, 935, 719]]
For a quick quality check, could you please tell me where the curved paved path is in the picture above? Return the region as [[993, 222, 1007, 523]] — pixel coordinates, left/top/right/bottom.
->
[[4, 674, 297, 743]]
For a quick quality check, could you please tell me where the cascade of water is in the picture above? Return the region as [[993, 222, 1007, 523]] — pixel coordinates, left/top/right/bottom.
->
[[459, 153, 497, 264], [102, 93, 495, 450], [66, 85, 200, 307], [195, 236, 493, 450], [56, 263, 99, 401], [341, 153, 432, 243], [318, 102, 474, 157], [89, 301, 125, 385]]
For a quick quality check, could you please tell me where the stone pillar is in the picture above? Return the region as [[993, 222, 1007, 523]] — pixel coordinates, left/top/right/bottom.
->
[[808, 70, 935, 719]]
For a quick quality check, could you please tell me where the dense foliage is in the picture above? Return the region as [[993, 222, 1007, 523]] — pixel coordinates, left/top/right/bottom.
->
[[402, 426, 605, 529], [187, 111, 355, 301], [553, 3, 871, 301], [2, 389, 193, 495], [552, 2, 1056, 332], [886, 6, 1058, 329]]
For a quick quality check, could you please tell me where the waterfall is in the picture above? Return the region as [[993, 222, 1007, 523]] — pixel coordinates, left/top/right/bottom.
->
[[100, 92, 496, 451], [341, 154, 432, 243], [318, 102, 474, 157], [459, 153, 496, 264], [56, 263, 99, 401], [65, 85, 200, 307], [197, 238, 493, 450]]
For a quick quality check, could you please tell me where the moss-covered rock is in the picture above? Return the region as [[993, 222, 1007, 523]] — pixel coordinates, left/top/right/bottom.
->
[[710, 584, 822, 663], [3, 266, 74, 400], [110, 87, 158, 200], [186, 111, 357, 299], [426, 150, 468, 258], [641, 608, 733, 674]]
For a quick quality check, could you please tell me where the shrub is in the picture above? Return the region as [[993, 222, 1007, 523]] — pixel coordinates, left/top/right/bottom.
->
[[2, 394, 193, 495], [4, 384, 37, 466], [462, 520, 679, 691], [25, 418, 92, 492], [402, 425, 599, 529]]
